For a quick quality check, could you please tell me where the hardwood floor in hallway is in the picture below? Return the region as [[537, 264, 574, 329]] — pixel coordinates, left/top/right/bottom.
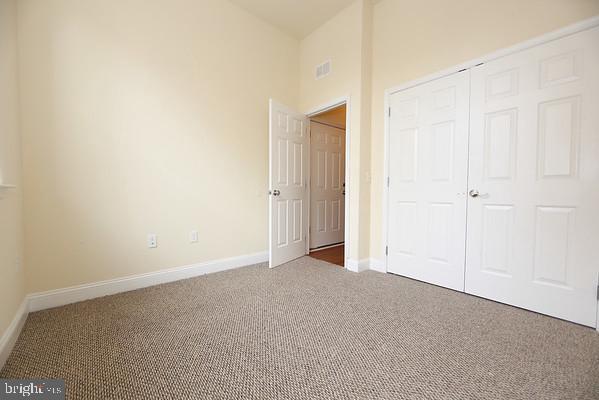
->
[[309, 245, 344, 267]]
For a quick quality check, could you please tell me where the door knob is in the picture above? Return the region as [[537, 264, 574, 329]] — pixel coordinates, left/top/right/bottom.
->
[[271, 189, 281, 196], [469, 189, 488, 198]]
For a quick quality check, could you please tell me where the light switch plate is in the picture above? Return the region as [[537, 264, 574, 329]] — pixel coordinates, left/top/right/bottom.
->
[[147, 234, 157, 248]]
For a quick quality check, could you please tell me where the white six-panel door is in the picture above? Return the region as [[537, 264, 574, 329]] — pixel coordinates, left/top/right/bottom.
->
[[465, 26, 599, 327], [386, 26, 599, 328], [310, 121, 345, 249], [387, 70, 470, 291], [269, 100, 309, 268]]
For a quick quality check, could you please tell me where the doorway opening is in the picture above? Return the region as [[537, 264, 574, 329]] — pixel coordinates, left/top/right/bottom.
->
[[307, 104, 347, 267], [268, 97, 350, 270]]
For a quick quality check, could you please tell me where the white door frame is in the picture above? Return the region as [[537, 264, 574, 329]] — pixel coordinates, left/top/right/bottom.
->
[[381, 15, 599, 331], [306, 96, 351, 270]]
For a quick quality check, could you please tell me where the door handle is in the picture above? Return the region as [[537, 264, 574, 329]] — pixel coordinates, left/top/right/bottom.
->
[[270, 189, 280, 196], [469, 189, 488, 198]]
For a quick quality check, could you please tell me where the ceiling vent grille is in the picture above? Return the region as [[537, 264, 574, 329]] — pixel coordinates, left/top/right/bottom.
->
[[315, 60, 331, 80]]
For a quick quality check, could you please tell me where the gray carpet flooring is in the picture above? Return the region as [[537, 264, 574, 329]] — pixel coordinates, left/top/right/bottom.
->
[[2, 257, 599, 399]]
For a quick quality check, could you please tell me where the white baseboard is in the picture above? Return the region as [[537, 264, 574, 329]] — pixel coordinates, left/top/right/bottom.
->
[[357, 259, 370, 272], [0, 299, 28, 370], [27, 251, 268, 312], [347, 258, 387, 273], [368, 258, 386, 273], [346, 258, 359, 272], [346, 258, 368, 273]]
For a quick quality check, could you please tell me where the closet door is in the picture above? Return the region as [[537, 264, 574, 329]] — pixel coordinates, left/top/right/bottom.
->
[[465, 27, 599, 327], [387, 70, 470, 291]]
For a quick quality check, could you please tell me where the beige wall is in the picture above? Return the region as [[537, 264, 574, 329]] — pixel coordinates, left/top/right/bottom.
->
[[369, 0, 599, 260], [18, 0, 299, 293], [299, 0, 372, 262], [0, 0, 25, 335], [6, 0, 599, 302]]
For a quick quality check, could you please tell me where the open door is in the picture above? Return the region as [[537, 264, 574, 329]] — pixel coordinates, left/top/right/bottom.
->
[[269, 99, 309, 268]]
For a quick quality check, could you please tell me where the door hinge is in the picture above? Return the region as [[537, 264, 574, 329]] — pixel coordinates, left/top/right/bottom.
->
[[385, 246, 388, 256], [597, 283, 599, 300], [388, 107, 391, 117], [387, 176, 390, 188]]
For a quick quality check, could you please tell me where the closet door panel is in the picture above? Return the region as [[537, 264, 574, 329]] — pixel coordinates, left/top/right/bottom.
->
[[465, 27, 599, 327], [387, 70, 470, 291]]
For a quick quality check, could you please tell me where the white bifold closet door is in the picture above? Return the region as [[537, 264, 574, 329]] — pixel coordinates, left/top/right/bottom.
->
[[465, 26, 599, 327], [387, 26, 599, 327], [387, 70, 470, 291]]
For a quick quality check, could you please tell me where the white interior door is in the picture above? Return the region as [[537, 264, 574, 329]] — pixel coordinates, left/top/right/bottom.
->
[[387, 70, 470, 291], [310, 121, 345, 249], [269, 99, 309, 268], [465, 27, 599, 327]]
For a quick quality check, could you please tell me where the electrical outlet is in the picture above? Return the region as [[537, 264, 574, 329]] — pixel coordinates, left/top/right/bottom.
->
[[147, 234, 157, 248], [190, 230, 199, 243]]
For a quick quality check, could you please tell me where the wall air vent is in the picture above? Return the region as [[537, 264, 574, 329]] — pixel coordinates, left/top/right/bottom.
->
[[315, 60, 331, 80]]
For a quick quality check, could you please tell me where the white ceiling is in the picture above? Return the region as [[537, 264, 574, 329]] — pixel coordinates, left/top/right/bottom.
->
[[229, 0, 358, 39]]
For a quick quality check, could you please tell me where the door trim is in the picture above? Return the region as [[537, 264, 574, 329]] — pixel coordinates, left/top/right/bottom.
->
[[381, 14, 599, 275], [306, 96, 351, 270]]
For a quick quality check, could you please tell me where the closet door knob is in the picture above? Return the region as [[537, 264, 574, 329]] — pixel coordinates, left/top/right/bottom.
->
[[469, 189, 488, 198]]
